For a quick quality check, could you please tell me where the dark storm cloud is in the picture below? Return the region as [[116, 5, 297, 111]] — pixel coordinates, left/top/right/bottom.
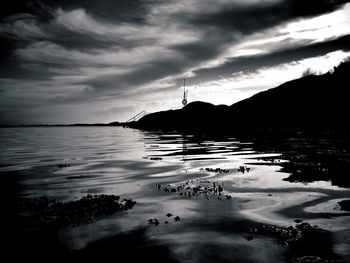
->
[[0, 0, 149, 78], [83, 62, 181, 90], [0, 0, 349, 124], [191, 0, 350, 34], [171, 40, 228, 63], [0, 0, 148, 22], [1, 0, 348, 85]]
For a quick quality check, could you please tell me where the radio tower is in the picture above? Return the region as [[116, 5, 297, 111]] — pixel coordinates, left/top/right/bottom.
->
[[182, 79, 188, 106]]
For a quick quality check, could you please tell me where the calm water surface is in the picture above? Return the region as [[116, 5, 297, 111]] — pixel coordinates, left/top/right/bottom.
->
[[1, 127, 349, 262]]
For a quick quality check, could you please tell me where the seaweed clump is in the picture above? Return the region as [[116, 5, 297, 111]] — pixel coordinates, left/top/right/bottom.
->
[[18, 194, 136, 228]]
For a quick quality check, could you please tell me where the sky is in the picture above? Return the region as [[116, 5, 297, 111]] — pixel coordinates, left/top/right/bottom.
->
[[0, 0, 350, 124]]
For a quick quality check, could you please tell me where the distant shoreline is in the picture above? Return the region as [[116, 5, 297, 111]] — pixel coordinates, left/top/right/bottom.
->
[[0, 123, 125, 128]]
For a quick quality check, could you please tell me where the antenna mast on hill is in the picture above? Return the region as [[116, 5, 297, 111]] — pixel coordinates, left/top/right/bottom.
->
[[182, 79, 188, 106]]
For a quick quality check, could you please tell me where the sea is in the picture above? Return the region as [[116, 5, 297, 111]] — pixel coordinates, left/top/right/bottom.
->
[[0, 127, 349, 262]]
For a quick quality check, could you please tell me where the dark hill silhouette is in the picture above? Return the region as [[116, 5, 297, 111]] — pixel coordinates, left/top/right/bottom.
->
[[132, 58, 350, 131], [133, 101, 229, 131]]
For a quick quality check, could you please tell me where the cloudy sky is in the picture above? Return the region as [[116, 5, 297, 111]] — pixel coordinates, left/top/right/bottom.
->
[[0, 0, 349, 124]]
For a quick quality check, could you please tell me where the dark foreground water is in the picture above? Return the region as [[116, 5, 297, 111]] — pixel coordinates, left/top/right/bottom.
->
[[1, 127, 350, 262]]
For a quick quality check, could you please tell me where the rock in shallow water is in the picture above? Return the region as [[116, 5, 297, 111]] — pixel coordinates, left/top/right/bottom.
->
[[155, 179, 230, 200]]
